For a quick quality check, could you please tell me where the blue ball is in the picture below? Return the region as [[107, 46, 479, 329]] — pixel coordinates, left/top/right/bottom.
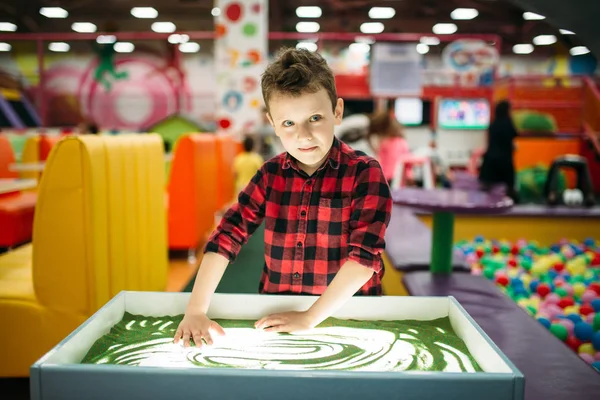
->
[[548, 270, 558, 280], [511, 278, 524, 288], [592, 361, 600, 373], [574, 322, 595, 342], [475, 235, 484, 243], [591, 299, 600, 312], [530, 280, 540, 292], [538, 317, 551, 329], [584, 238, 595, 247], [593, 332, 600, 351], [566, 314, 583, 324]]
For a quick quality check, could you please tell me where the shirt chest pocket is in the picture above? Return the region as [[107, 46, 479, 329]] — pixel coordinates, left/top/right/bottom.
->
[[317, 197, 352, 238]]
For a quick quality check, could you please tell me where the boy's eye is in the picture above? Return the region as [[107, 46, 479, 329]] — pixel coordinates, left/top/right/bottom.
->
[[282, 120, 294, 127], [310, 115, 322, 122]]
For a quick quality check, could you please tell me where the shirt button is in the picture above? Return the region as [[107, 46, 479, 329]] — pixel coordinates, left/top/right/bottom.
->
[[300, 210, 306, 217], [297, 242, 302, 248], [293, 272, 300, 279]]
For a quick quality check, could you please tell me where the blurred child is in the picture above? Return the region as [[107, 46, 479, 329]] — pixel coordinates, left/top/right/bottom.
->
[[367, 111, 411, 183], [233, 135, 263, 194]]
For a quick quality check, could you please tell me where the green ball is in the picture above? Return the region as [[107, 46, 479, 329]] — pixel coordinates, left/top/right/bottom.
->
[[593, 314, 600, 332], [500, 244, 511, 254], [572, 275, 585, 283], [483, 267, 495, 280], [549, 324, 568, 341], [555, 287, 568, 298], [521, 259, 533, 271], [526, 305, 537, 316]]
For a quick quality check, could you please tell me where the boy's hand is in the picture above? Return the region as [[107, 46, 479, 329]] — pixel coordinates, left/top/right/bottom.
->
[[173, 312, 225, 348], [254, 311, 316, 333]]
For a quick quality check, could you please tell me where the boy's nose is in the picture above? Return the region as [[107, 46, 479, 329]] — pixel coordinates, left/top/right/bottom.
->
[[297, 123, 313, 140]]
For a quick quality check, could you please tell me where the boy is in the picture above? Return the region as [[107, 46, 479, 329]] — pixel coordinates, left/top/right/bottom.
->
[[233, 135, 264, 194], [174, 48, 392, 348]]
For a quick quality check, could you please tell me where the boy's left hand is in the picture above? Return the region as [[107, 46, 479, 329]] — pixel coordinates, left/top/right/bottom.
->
[[254, 311, 315, 333]]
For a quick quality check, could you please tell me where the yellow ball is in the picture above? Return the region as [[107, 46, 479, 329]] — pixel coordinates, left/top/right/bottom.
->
[[508, 269, 520, 278], [529, 295, 540, 306], [517, 298, 529, 308], [572, 282, 587, 297], [579, 343, 595, 356], [521, 274, 532, 287], [564, 306, 578, 315]]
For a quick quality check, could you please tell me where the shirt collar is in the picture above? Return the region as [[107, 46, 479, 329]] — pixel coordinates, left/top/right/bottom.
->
[[282, 137, 341, 172]]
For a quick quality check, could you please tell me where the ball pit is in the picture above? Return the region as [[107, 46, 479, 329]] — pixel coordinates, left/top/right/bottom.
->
[[456, 236, 600, 373]]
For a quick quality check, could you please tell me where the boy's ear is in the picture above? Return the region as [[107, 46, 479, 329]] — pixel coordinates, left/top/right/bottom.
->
[[334, 98, 344, 125], [266, 112, 274, 127]]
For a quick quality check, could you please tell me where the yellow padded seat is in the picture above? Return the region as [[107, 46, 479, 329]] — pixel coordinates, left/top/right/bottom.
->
[[0, 134, 168, 377]]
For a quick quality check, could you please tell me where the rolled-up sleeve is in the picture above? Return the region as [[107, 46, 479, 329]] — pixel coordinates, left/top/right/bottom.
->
[[347, 160, 392, 272], [204, 167, 267, 263]]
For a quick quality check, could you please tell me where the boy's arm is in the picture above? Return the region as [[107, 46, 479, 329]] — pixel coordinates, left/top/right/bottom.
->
[[256, 161, 392, 332]]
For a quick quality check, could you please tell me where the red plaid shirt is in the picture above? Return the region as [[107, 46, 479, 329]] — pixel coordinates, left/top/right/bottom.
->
[[205, 137, 392, 296]]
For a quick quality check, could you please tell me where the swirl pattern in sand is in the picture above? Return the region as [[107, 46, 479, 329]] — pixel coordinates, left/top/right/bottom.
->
[[81, 314, 482, 372]]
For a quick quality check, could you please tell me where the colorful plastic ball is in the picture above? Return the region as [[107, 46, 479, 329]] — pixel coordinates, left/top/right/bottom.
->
[[566, 336, 583, 352], [580, 353, 595, 364], [566, 313, 583, 324], [582, 290, 597, 303], [554, 287, 568, 298], [591, 283, 600, 296], [558, 319, 575, 335], [495, 275, 509, 286], [545, 293, 561, 304], [574, 322, 594, 341], [592, 361, 600, 372], [558, 298, 575, 309], [580, 304, 595, 316], [579, 343, 596, 355], [537, 284, 551, 298], [550, 323, 569, 341], [572, 282, 587, 298], [591, 299, 600, 312], [593, 332, 600, 351], [595, 352, 600, 361]]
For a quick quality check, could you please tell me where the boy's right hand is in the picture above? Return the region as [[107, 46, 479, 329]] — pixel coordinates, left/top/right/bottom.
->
[[173, 312, 225, 348]]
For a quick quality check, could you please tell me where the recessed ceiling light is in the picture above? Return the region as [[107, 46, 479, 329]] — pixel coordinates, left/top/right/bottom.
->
[[48, 42, 70, 52], [355, 36, 375, 45], [131, 7, 158, 19], [349, 43, 370, 53], [432, 23, 457, 35], [559, 29, 575, 35], [40, 7, 68, 18], [179, 42, 200, 53], [570, 46, 590, 56], [420, 37, 440, 45], [96, 35, 117, 44], [296, 22, 320, 33], [523, 12, 545, 20], [360, 22, 384, 34], [0, 43, 12, 52], [168, 34, 189, 44], [416, 43, 430, 54], [114, 42, 135, 53], [368, 7, 395, 19], [533, 35, 557, 46], [151, 22, 176, 33], [513, 44, 534, 54], [71, 22, 97, 33], [450, 8, 479, 20], [0, 22, 17, 32], [296, 6, 322, 18], [296, 41, 318, 52], [211, 7, 221, 17]]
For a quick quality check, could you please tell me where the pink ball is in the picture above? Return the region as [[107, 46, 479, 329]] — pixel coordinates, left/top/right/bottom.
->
[[466, 254, 478, 264], [554, 277, 565, 286], [472, 268, 482, 276], [586, 313, 596, 324], [595, 352, 600, 361], [547, 304, 564, 319], [546, 293, 561, 305], [580, 353, 595, 364], [562, 284, 574, 296], [558, 319, 575, 335], [582, 290, 597, 303]]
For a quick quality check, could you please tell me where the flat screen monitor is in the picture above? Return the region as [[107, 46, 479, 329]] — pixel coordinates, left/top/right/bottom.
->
[[438, 98, 490, 130]]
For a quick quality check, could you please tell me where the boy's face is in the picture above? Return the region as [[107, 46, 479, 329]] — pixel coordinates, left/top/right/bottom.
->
[[267, 88, 344, 175]]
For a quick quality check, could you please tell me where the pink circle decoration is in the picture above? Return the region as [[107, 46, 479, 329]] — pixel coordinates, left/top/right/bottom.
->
[[225, 2, 243, 22], [251, 3, 261, 13]]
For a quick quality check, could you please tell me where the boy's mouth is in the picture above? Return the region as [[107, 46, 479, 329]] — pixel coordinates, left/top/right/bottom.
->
[[298, 146, 318, 152]]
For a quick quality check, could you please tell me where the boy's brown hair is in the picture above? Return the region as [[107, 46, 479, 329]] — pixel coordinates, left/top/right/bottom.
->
[[261, 47, 337, 113]]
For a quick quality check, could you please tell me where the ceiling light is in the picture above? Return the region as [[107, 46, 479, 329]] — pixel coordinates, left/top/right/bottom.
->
[[114, 42, 134, 53], [168, 34, 189, 44], [368, 7, 395, 19], [71, 22, 97, 33], [179, 42, 200, 53], [40, 7, 68, 18], [96, 35, 116, 44], [533, 35, 557, 46], [151, 22, 176, 33], [0, 22, 17, 32], [513, 44, 534, 54], [131, 7, 158, 19], [48, 42, 70, 52], [349, 43, 370, 53], [416, 43, 430, 54], [296, 22, 320, 33], [0, 43, 12, 52], [432, 23, 457, 35], [560, 29, 575, 35], [523, 12, 545, 20], [450, 8, 479, 20], [211, 7, 221, 17], [420, 36, 440, 45], [296, 41, 317, 52], [570, 46, 590, 56], [296, 6, 322, 18], [355, 36, 375, 45], [360, 22, 384, 34]]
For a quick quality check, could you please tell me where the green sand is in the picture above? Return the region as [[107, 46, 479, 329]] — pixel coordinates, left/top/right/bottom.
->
[[81, 313, 482, 372]]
